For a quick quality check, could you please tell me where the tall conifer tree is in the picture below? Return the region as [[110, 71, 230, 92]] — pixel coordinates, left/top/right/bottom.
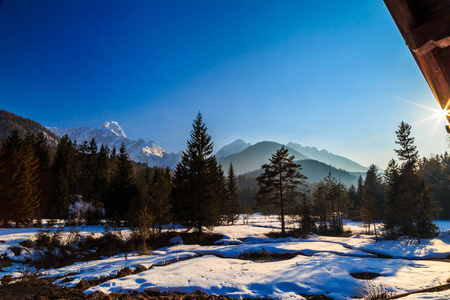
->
[[48, 135, 76, 219], [255, 146, 307, 234], [106, 143, 140, 224], [226, 163, 239, 225], [360, 164, 384, 240], [172, 112, 224, 235]]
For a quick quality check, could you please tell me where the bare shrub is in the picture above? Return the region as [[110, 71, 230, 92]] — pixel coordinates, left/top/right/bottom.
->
[[354, 281, 395, 300]]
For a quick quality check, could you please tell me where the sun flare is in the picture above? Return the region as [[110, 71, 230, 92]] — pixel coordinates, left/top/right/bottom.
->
[[434, 108, 450, 121]]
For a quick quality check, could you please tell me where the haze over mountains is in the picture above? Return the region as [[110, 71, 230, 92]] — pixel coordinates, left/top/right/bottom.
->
[[1, 110, 368, 185]]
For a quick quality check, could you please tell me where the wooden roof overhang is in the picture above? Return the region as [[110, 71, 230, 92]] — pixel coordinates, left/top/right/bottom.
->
[[384, 0, 450, 132]]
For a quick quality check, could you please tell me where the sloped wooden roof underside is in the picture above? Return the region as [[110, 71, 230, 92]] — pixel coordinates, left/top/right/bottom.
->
[[384, 0, 450, 130]]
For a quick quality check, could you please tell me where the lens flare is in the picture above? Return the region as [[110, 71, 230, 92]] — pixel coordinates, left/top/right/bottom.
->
[[390, 96, 450, 139], [434, 109, 450, 121]]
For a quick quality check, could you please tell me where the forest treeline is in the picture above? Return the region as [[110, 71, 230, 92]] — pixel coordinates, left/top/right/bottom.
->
[[0, 115, 449, 241], [0, 113, 241, 234]]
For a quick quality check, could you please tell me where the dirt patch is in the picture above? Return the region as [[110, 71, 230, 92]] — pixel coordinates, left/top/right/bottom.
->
[[350, 272, 381, 280], [238, 249, 300, 262]]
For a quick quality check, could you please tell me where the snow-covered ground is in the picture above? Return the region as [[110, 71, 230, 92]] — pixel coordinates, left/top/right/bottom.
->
[[1, 215, 450, 299]]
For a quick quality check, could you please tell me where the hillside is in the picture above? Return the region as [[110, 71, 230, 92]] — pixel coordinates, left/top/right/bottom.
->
[[0, 110, 59, 145], [242, 159, 358, 187], [219, 141, 309, 175], [286, 142, 368, 172]]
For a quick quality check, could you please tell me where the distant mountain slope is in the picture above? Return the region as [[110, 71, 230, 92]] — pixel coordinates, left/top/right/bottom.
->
[[48, 122, 181, 168], [286, 142, 368, 172], [219, 141, 309, 175], [243, 159, 358, 187], [216, 139, 251, 161], [0, 109, 59, 145]]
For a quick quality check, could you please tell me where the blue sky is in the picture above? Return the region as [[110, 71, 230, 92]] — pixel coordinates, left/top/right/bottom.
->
[[1, 0, 448, 168]]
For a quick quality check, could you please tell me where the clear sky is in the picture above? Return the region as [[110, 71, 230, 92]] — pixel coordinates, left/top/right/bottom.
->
[[1, 0, 449, 169]]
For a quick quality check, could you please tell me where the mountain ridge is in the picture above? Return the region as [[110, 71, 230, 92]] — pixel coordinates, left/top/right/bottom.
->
[[219, 141, 309, 175], [242, 159, 358, 187], [286, 142, 368, 172], [48, 122, 181, 168], [0, 109, 59, 145]]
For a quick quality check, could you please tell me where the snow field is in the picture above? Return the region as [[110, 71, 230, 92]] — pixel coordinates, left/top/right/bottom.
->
[[1, 215, 450, 299]]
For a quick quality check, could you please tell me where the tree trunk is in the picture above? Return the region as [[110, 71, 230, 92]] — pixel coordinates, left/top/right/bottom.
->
[[279, 174, 285, 234]]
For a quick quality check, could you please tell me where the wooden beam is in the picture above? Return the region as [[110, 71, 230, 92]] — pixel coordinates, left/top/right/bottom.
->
[[409, 13, 450, 53], [413, 37, 450, 56]]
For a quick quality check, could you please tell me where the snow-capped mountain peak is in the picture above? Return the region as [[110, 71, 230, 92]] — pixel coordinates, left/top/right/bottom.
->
[[100, 121, 126, 138], [48, 122, 181, 168]]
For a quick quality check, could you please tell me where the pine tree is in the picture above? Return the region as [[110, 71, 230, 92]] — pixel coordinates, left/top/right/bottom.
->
[[172, 112, 224, 235], [395, 121, 418, 164], [0, 129, 23, 225], [383, 159, 401, 238], [92, 144, 110, 214], [312, 172, 349, 235], [359, 164, 384, 240], [148, 167, 173, 233], [255, 145, 307, 234], [106, 143, 140, 225], [226, 163, 239, 225], [16, 132, 41, 224], [347, 184, 358, 220], [0, 130, 40, 225], [83, 138, 98, 199], [33, 132, 52, 218], [48, 135, 76, 219], [392, 122, 441, 242], [355, 176, 363, 210]]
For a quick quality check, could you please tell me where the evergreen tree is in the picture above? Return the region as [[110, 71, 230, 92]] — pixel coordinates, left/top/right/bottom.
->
[[33, 132, 52, 217], [0, 129, 23, 225], [383, 159, 401, 238], [347, 184, 358, 219], [93, 144, 110, 205], [148, 167, 173, 233], [395, 121, 419, 164], [225, 163, 239, 225], [0, 130, 40, 225], [359, 164, 384, 240], [48, 135, 76, 219], [312, 172, 349, 235], [391, 122, 440, 242], [106, 143, 140, 225], [255, 145, 307, 234], [17, 132, 41, 224], [172, 112, 224, 235], [299, 192, 313, 237], [83, 138, 98, 199], [355, 176, 363, 211]]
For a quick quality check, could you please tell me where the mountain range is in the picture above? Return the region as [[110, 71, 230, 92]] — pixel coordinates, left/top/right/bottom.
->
[[0, 110, 368, 185], [219, 141, 309, 175], [48, 122, 181, 169]]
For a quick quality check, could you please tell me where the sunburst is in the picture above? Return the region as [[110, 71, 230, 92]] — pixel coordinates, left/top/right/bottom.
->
[[392, 96, 450, 138]]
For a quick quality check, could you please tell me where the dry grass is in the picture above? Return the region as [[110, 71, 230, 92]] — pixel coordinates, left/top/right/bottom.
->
[[354, 280, 395, 300]]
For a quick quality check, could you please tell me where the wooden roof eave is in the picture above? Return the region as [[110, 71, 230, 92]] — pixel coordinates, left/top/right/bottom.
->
[[383, 0, 450, 129]]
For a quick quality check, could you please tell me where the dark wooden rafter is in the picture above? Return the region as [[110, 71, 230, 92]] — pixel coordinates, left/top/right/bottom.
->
[[384, 0, 450, 131]]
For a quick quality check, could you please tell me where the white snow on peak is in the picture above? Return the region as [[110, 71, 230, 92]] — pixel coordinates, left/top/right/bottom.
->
[[142, 141, 165, 158], [47, 122, 181, 168], [100, 121, 126, 138]]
